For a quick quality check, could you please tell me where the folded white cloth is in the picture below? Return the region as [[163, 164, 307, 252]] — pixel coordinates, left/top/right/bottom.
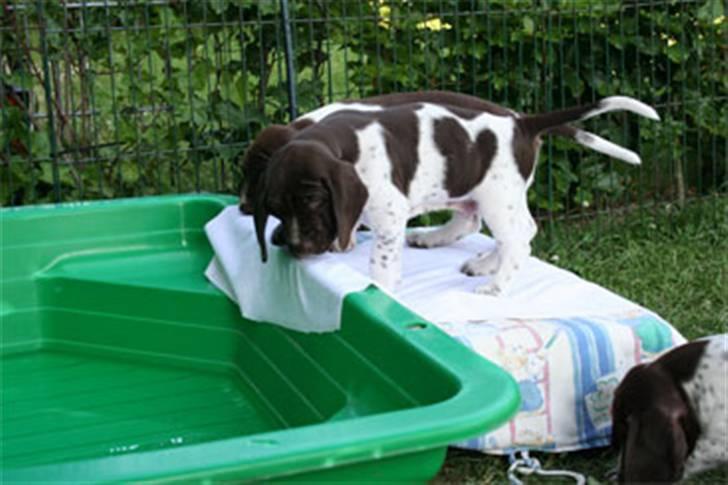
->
[[205, 205, 650, 333], [204, 206, 370, 333]]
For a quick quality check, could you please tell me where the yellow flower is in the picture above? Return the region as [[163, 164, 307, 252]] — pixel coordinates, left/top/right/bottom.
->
[[667, 37, 677, 47], [416, 17, 452, 32], [714, 15, 725, 26], [378, 4, 391, 29]]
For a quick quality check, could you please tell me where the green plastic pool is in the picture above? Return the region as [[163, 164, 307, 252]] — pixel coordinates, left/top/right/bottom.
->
[[1, 194, 519, 482]]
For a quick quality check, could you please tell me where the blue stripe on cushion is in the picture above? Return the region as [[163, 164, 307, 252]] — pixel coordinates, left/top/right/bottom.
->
[[553, 318, 616, 442], [574, 317, 615, 377], [555, 319, 590, 441]]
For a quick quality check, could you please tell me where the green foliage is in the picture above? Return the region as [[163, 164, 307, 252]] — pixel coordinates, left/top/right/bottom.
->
[[1, 1, 725, 209]]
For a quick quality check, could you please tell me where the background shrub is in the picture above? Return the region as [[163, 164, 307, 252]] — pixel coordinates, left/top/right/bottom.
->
[[1, 0, 725, 215]]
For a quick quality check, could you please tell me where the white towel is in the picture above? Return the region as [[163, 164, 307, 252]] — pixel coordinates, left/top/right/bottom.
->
[[205, 206, 646, 333], [204, 206, 370, 333]]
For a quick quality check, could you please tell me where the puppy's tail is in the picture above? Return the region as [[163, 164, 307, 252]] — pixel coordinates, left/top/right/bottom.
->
[[549, 125, 647, 166], [519, 96, 660, 165]]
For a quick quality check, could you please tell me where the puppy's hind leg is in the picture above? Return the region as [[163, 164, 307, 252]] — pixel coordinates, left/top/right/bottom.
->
[[463, 199, 535, 295], [407, 210, 481, 248]]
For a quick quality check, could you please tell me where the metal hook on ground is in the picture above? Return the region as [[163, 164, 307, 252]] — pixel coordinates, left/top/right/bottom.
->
[[507, 450, 586, 485]]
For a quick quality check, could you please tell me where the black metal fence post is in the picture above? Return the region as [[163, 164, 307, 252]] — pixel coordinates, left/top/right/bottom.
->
[[36, 0, 61, 202], [280, 0, 298, 120]]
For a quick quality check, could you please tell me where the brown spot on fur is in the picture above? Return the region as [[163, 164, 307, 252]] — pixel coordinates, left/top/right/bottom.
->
[[434, 118, 497, 197], [375, 108, 420, 194], [295, 110, 365, 163], [297, 107, 420, 196], [512, 125, 540, 181]]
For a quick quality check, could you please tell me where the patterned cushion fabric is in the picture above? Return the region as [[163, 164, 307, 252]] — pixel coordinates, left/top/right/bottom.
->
[[445, 311, 685, 453]]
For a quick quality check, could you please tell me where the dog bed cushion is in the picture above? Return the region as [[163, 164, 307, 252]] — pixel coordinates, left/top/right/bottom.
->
[[447, 312, 684, 453], [205, 205, 685, 452]]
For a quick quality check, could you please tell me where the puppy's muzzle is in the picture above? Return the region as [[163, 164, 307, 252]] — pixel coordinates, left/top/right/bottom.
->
[[271, 224, 324, 258]]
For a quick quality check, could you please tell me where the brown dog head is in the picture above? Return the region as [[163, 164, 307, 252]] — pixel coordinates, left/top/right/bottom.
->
[[611, 342, 706, 483], [252, 140, 368, 262]]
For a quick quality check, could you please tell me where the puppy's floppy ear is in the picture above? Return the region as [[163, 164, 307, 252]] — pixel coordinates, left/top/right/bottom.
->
[[645, 368, 700, 477], [663, 398, 700, 479], [253, 178, 270, 263], [325, 161, 368, 251], [630, 406, 691, 481], [611, 384, 629, 451], [668, 413, 690, 478], [240, 124, 296, 214], [611, 363, 647, 451], [615, 363, 697, 483]]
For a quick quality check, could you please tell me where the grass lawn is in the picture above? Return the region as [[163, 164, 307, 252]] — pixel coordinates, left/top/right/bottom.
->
[[435, 195, 728, 484]]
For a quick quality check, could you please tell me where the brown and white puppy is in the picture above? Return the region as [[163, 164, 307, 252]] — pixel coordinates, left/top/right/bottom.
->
[[239, 91, 636, 219], [239, 91, 513, 215], [245, 91, 659, 294], [611, 334, 728, 483]]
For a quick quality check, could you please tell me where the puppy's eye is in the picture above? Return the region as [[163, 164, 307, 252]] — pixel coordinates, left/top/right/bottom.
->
[[302, 193, 324, 208]]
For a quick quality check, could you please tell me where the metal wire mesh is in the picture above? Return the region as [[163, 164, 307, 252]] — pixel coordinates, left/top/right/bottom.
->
[[1, 0, 726, 224]]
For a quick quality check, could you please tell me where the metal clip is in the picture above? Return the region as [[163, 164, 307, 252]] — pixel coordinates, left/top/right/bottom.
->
[[507, 450, 586, 485]]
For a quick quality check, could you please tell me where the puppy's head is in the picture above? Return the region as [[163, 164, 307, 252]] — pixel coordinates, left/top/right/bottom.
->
[[611, 362, 698, 484], [253, 140, 368, 261], [239, 124, 297, 214]]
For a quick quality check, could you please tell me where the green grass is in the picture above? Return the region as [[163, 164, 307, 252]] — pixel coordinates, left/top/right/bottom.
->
[[435, 196, 728, 484]]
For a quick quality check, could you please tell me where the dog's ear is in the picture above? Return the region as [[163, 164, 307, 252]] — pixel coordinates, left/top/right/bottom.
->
[[662, 396, 700, 480], [639, 406, 691, 481], [668, 412, 690, 479], [611, 386, 628, 452], [325, 161, 368, 251], [611, 364, 646, 449], [615, 364, 694, 483], [240, 125, 296, 214], [253, 178, 270, 263]]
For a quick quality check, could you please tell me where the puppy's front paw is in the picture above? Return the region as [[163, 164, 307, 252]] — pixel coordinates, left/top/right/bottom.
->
[[372, 273, 401, 292], [474, 281, 502, 296], [460, 251, 500, 276], [331, 237, 356, 252], [370, 262, 401, 292]]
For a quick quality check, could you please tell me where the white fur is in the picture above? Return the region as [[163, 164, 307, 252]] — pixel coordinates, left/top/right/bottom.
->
[[288, 216, 301, 246], [681, 335, 728, 478], [298, 102, 383, 123], [584, 96, 660, 121], [354, 123, 409, 289], [575, 130, 642, 165]]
